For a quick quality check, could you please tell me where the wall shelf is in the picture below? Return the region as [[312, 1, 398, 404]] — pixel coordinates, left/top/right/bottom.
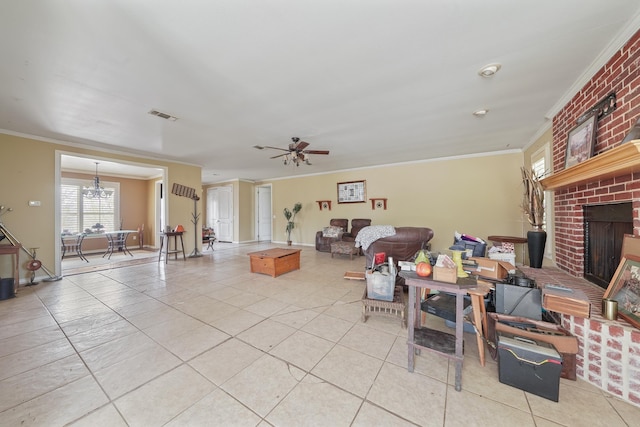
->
[[370, 198, 387, 210], [316, 200, 331, 211], [540, 140, 640, 191]]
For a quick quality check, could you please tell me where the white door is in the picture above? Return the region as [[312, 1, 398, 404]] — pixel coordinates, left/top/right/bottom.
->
[[256, 186, 272, 241], [207, 186, 233, 242]]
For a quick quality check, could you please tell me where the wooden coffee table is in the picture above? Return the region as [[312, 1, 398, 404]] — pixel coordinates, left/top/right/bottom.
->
[[247, 248, 301, 277]]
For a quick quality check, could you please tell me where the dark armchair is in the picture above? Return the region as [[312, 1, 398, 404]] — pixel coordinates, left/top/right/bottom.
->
[[315, 219, 348, 252], [341, 219, 372, 254], [341, 219, 372, 244]]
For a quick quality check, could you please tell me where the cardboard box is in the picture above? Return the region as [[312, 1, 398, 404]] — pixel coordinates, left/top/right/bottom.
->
[[498, 333, 562, 402], [433, 265, 457, 283], [469, 257, 514, 280], [542, 285, 591, 318]]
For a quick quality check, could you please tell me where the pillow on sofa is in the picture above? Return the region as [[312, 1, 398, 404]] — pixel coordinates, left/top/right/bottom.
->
[[322, 226, 343, 238]]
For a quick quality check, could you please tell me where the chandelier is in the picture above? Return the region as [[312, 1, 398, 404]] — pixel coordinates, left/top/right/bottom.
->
[[82, 162, 113, 199], [283, 152, 312, 166]]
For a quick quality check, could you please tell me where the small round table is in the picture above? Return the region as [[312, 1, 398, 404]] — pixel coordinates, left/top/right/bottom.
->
[[487, 235, 527, 245]]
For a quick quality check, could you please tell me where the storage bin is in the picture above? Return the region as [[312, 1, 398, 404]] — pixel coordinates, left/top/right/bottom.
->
[[0, 278, 15, 300], [453, 238, 486, 257], [366, 270, 395, 301], [444, 318, 476, 334], [498, 333, 562, 401], [488, 312, 578, 380]]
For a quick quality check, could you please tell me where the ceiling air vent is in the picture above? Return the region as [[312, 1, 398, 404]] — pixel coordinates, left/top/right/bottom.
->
[[149, 109, 178, 121]]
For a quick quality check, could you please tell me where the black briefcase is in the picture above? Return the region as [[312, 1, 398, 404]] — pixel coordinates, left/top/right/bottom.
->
[[498, 333, 562, 402]]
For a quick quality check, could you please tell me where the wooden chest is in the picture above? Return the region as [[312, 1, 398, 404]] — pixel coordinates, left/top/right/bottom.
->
[[247, 248, 301, 277]]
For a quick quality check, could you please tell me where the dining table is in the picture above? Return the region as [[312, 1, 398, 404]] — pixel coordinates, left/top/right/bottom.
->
[[102, 230, 137, 259]]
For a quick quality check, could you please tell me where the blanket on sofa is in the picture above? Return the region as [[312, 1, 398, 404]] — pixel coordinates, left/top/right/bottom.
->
[[354, 225, 396, 250]]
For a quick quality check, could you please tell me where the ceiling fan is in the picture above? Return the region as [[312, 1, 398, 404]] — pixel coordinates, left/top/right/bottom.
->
[[254, 137, 330, 166]]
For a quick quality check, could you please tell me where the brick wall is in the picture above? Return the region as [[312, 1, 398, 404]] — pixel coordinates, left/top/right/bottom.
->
[[552, 29, 640, 277], [562, 314, 640, 406], [549, 29, 640, 407]]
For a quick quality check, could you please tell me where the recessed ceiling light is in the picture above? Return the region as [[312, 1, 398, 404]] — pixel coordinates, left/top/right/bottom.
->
[[473, 109, 489, 117], [478, 63, 501, 77]]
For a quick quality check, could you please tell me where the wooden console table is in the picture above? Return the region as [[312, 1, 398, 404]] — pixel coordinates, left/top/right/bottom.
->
[[0, 244, 21, 296], [401, 271, 476, 391]]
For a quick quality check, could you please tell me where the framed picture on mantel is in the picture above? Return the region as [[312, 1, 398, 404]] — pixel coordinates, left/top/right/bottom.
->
[[564, 114, 597, 169], [604, 254, 640, 329], [337, 180, 366, 203]]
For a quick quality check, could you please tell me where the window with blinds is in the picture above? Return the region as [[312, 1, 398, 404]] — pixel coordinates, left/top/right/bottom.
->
[[530, 144, 553, 259], [61, 178, 119, 234]]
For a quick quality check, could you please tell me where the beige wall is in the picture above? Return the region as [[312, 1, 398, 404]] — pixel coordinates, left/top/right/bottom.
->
[[1, 130, 538, 284], [0, 133, 201, 282], [238, 180, 255, 242], [258, 152, 527, 260]]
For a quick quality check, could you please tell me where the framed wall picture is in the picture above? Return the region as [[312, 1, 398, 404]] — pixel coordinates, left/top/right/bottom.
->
[[337, 180, 366, 203], [603, 255, 640, 328], [565, 114, 597, 169]]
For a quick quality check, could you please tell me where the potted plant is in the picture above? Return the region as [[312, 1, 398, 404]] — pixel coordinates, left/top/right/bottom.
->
[[283, 202, 302, 246], [521, 166, 546, 268]]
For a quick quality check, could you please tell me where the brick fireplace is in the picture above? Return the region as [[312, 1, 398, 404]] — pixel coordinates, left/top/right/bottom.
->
[[551, 28, 640, 279], [538, 28, 640, 406]]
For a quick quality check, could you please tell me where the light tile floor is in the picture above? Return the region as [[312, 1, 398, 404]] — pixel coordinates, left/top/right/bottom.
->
[[1, 242, 639, 426]]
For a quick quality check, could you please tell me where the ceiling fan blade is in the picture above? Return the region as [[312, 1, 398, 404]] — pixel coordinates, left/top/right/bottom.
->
[[270, 153, 288, 159], [262, 145, 290, 152], [293, 141, 309, 151], [304, 150, 330, 155]]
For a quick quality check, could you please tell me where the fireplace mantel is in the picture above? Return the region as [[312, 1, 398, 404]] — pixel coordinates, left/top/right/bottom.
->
[[540, 140, 640, 191]]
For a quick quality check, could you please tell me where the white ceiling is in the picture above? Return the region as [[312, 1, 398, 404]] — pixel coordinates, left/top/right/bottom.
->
[[2, 1, 640, 183]]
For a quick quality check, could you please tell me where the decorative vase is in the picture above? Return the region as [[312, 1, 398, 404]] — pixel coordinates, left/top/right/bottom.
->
[[287, 240, 292, 246], [527, 228, 547, 268]]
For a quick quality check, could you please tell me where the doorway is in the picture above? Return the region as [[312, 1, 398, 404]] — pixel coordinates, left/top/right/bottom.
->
[[256, 185, 272, 242], [57, 152, 167, 276], [207, 186, 234, 242]]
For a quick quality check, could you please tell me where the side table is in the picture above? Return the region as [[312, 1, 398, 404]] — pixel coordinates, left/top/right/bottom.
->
[[0, 244, 20, 296], [401, 271, 476, 392], [362, 286, 406, 328], [158, 232, 186, 263], [331, 241, 359, 260]]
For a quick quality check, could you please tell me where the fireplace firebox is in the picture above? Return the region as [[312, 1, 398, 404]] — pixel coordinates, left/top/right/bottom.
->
[[583, 202, 632, 289]]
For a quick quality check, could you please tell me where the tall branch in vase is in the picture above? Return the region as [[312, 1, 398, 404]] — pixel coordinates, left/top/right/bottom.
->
[[521, 166, 547, 268], [521, 167, 545, 229]]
